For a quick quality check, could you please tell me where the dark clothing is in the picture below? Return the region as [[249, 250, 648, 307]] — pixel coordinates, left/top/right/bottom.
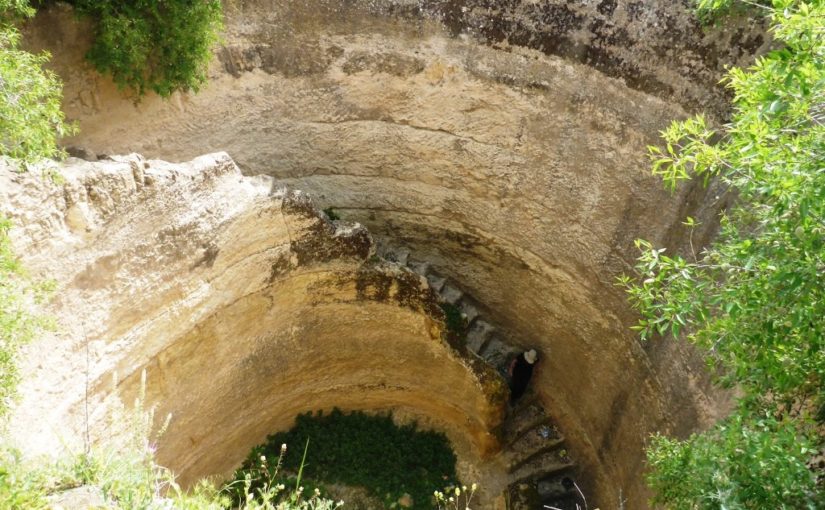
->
[[509, 353, 534, 403]]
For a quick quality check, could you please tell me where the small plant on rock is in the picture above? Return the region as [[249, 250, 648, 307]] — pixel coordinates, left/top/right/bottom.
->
[[434, 483, 477, 510]]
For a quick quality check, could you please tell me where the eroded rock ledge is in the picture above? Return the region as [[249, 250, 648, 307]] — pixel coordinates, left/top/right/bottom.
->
[[1, 153, 507, 487]]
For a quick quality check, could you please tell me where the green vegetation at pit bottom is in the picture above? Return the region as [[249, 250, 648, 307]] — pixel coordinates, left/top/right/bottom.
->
[[228, 409, 459, 510]]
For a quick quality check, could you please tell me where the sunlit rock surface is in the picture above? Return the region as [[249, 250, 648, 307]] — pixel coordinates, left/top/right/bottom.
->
[[11, 0, 762, 506], [0, 154, 506, 487]]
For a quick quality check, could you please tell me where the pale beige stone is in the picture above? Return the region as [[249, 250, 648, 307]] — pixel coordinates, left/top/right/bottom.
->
[[9, 0, 760, 506]]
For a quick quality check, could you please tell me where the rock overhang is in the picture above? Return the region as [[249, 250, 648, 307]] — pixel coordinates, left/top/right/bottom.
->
[[1, 153, 507, 488]]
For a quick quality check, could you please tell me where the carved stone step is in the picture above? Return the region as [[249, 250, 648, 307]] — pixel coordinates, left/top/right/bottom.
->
[[537, 475, 577, 503], [407, 259, 429, 276], [507, 436, 565, 473], [466, 320, 495, 353], [508, 475, 580, 510], [509, 449, 574, 479], [504, 401, 553, 445], [394, 247, 410, 266], [539, 494, 579, 510], [507, 423, 564, 459], [439, 283, 463, 305], [426, 273, 446, 293], [481, 337, 520, 371], [380, 245, 407, 265]]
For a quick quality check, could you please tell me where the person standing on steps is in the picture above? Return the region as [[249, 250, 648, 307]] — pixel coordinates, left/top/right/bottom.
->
[[507, 349, 537, 403]]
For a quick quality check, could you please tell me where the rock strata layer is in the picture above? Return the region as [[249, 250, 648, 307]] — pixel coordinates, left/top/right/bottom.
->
[[15, 0, 756, 506], [1, 154, 506, 487]]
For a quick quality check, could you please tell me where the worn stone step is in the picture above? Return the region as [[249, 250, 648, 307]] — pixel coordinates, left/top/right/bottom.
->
[[480, 336, 506, 363], [439, 283, 463, 305], [380, 245, 407, 264], [458, 298, 480, 325], [507, 476, 580, 510], [481, 338, 520, 371], [394, 247, 410, 266], [407, 259, 429, 276], [426, 273, 446, 293], [537, 475, 578, 503], [505, 403, 554, 445], [509, 449, 574, 479], [507, 423, 564, 458], [466, 320, 495, 353], [539, 494, 580, 510], [506, 482, 540, 510], [507, 436, 565, 472]]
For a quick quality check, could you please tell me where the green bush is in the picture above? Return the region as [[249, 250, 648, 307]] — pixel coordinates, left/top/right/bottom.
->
[[439, 303, 466, 337], [1, 0, 222, 162], [621, 0, 825, 507], [646, 413, 819, 509], [0, 0, 33, 19], [230, 409, 460, 510], [0, 448, 49, 510], [0, 23, 73, 162], [69, 0, 223, 97]]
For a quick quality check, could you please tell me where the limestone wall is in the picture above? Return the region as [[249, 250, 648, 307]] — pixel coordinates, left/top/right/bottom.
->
[[1, 154, 505, 487], [12, 0, 760, 506]]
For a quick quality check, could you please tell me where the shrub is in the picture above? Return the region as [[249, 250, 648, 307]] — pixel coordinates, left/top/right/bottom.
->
[[621, 0, 825, 506], [646, 413, 819, 509], [0, 0, 33, 19], [322, 208, 340, 221], [439, 303, 465, 336], [0, 21, 73, 162], [68, 0, 223, 97], [0, 448, 48, 510]]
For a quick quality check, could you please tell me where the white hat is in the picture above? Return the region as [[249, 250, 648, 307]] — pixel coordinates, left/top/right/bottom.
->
[[524, 349, 537, 364]]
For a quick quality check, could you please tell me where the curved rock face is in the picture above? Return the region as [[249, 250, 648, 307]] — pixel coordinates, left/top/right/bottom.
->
[[0, 154, 505, 487], [16, 0, 757, 507]]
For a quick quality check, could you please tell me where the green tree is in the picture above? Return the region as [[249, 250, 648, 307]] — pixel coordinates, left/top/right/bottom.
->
[[69, 0, 223, 97], [0, 0, 33, 19], [0, 1, 73, 162], [620, 0, 824, 507]]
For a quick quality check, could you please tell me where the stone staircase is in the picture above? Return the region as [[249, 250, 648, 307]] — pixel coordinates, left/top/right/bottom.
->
[[378, 244, 588, 510], [503, 395, 582, 510], [381, 246, 522, 373]]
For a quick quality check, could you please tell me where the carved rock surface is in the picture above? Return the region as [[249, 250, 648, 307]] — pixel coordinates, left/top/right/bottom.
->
[[15, 0, 755, 506], [1, 154, 506, 488]]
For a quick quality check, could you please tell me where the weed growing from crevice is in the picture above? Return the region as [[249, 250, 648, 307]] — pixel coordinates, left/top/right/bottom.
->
[[322, 208, 340, 221]]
